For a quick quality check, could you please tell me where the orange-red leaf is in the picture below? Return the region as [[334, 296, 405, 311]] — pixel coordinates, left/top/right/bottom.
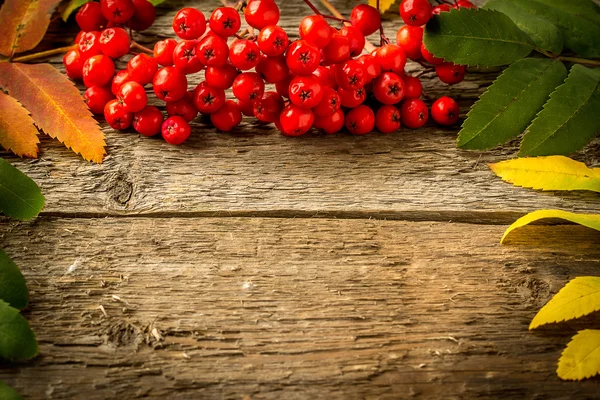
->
[[0, 0, 62, 56], [0, 91, 40, 158], [0, 63, 106, 163]]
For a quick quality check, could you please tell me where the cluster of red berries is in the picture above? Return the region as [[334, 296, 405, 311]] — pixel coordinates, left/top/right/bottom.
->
[[63, 0, 467, 145]]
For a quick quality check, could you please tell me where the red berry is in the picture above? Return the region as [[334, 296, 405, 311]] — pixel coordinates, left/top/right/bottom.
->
[[375, 105, 401, 133], [396, 25, 423, 60], [209, 7, 241, 37], [335, 59, 366, 90], [400, 0, 432, 26], [286, 40, 320, 75], [172, 8, 206, 40], [314, 109, 344, 134], [100, 0, 135, 24], [253, 91, 284, 123], [211, 100, 242, 132], [173, 40, 204, 75], [312, 86, 340, 117], [432, 4, 451, 15], [78, 31, 102, 61], [162, 116, 191, 145], [322, 34, 350, 65], [421, 43, 444, 65], [129, 0, 156, 31], [256, 55, 289, 84], [403, 76, 422, 98], [76, 2, 108, 32], [350, 4, 381, 36], [289, 74, 323, 109], [275, 75, 292, 98], [373, 72, 405, 105], [111, 69, 131, 95], [166, 92, 198, 122], [312, 65, 337, 88], [192, 81, 226, 114], [104, 98, 133, 130], [357, 54, 381, 84], [117, 81, 147, 112], [345, 105, 375, 135], [376, 44, 407, 74], [455, 0, 477, 9], [232, 72, 265, 103], [237, 99, 255, 117], [337, 26, 365, 57], [244, 0, 279, 30], [431, 96, 460, 126], [133, 105, 163, 136], [197, 34, 229, 67], [63, 49, 84, 80], [436, 62, 466, 85], [299, 15, 332, 49], [206, 62, 239, 89], [127, 53, 158, 85], [257, 25, 289, 57], [229, 39, 261, 71], [153, 38, 177, 66], [84, 85, 115, 114], [153, 66, 188, 102], [83, 54, 115, 87], [99, 27, 130, 58], [279, 104, 314, 136], [400, 98, 428, 128], [338, 87, 366, 108]]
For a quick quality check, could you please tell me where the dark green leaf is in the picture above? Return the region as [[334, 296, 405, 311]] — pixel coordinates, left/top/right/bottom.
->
[[423, 8, 534, 67], [0, 158, 45, 220], [520, 65, 600, 156], [0, 249, 28, 310], [60, 0, 90, 22], [0, 300, 38, 360], [0, 380, 23, 400], [458, 58, 567, 150], [484, 0, 563, 55]]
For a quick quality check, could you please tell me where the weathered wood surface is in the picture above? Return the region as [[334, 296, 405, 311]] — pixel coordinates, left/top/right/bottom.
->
[[1, 0, 600, 399]]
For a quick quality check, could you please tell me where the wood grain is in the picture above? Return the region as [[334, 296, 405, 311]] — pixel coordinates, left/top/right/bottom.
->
[[1, 217, 599, 399]]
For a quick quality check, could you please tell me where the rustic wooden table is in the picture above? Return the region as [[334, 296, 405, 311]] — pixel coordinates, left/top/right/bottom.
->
[[1, 0, 599, 398]]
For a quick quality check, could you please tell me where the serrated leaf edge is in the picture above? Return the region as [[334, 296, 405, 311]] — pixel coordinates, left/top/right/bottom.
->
[[558, 329, 600, 381]]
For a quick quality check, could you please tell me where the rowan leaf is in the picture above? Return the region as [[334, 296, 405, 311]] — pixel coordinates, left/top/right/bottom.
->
[[0, 380, 23, 400], [0, 0, 62, 56], [501, 210, 600, 244], [148, 0, 167, 5], [457, 58, 567, 150], [0, 91, 39, 158], [0, 63, 106, 163], [423, 8, 535, 67], [489, 156, 600, 193], [483, 0, 563, 55], [0, 158, 44, 221], [60, 0, 91, 21], [558, 330, 600, 381], [368, 0, 397, 14], [519, 65, 600, 157], [0, 300, 38, 360], [0, 249, 28, 310]]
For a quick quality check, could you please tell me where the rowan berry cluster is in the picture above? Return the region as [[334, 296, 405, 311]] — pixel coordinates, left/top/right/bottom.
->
[[63, 0, 469, 145]]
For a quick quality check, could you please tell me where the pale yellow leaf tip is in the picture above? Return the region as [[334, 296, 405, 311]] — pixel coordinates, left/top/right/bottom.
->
[[558, 329, 600, 381]]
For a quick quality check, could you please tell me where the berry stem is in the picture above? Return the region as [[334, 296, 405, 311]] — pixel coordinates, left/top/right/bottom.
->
[[131, 41, 154, 55], [2, 44, 78, 63], [302, 0, 323, 15], [318, 0, 377, 52]]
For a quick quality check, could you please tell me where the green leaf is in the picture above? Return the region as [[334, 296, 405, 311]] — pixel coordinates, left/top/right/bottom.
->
[[483, 0, 563, 55], [148, 0, 167, 5], [558, 330, 600, 380], [457, 58, 567, 150], [0, 250, 28, 310], [520, 65, 600, 156], [0, 158, 44, 220], [0, 380, 23, 400], [423, 8, 535, 67], [60, 0, 90, 22], [0, 300, 38, 360]]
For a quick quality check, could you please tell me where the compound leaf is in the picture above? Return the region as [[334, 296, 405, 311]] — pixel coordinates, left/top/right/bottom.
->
[[558, 330, 600, 380]]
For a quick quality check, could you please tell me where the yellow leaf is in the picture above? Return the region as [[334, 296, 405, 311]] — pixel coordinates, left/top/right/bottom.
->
[[368, 0, 398, 14], [501, 210, 600, 244], [489, 156, 600, 193], [558, 330, 600, 380], [530, 277, 600, 330]]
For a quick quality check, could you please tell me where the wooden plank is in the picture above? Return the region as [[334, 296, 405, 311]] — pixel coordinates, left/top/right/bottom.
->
[[0, 217, 599, 398]]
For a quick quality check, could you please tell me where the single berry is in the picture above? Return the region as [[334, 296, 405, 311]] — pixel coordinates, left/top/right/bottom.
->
[[403, 76, 422, 99], [78, 31, 102, 61], [197, 34, 229, 67], [192, 81, 226, 114], [375, 105, 401, 133], [99, 27, 130, 59], [256, 55, 289, 84], [83, 54, 115, 87], [431, 96, 460, 126], [312, 86, 340, 117], [133, 105, 164, 136], [127, 53, 158, 85], [253, 91, 284, 123], [455, 0, 477, 9], [286, 40, 320, 75], [129, 0, 156, 31], [257, 25, 289, 57], [337, 87, 366, 108], [314, 109, 344, 134], [237, 99, 255, 117], [63, 49, 84, 80], [153, 66, 188, 102], [335, 59, 366, 90], [312, 65, 337, 88], [229, 39, 261, 71], [153, 38, 178, 66], [322, 34, 350, 65], [172, 8, 206, 40], [275, 75, 292, 98], [421, 43, 444, 65], [209, 7, 241, 37], [289, 74, 323, 109], [350, 4, 381, 36], [104, 98, 133, 130], [111, 69, 131, 95], [376, 44, 407, 74], [432, 4, 452, 14], [396, 25, 423, 60], [76, 2, 108, 32], [373, 72, 405, 105], [345, 105, 375, 135], [211, 100, 242, 132], [244, 0, 280, 30], [173, 40, 204, 75], [400, 0, 432, 26], [279, 104, 314, 136], [232, 72, 265, 103], [162, 116, 191, 145], [117, 80, 148, 112], [206, 62, 239, 89], [357, 54, 381, 84], [299, 15, 332, 49], [338, 26, 365, 57], [166, 93, 198, 122], [100, 0, 136, 24], [84, 86, 115, 114], [400, 98, 428, 129], [436, 62, 466, 85]]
